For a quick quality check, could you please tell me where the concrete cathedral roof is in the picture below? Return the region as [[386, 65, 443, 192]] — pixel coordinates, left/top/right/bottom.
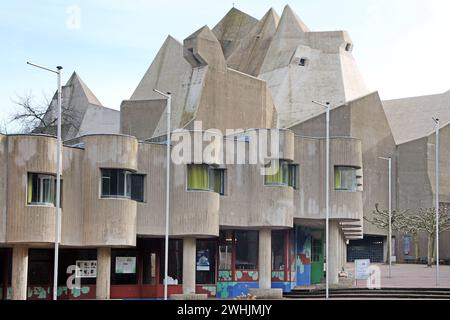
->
[[382, 90, 450, 144]]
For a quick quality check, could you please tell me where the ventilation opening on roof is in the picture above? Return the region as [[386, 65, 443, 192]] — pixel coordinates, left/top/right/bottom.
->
[[345, 43, 353, 52], [298, 58, 309, 67]]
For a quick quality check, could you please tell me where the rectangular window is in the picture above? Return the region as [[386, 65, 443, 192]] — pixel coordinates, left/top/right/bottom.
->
[[187, 164, 225, 195], [187, 164, 209, 191], [159, 239, 183, 285], [272, 230, 285, 270], [27, 173, 60, 206], [334, 166, 357, 192], [213, 169, 225, 195], [264, 160, 289, 186], [101, 169, 145, 201], [219, 230, 233, 271], [235, 231, 258, 270], [196, 240, 217, 285], [288, 164, 299, 189], [130, 174, 145, 202]]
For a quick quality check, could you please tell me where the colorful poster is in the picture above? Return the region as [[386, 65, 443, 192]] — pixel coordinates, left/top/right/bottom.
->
[[115, 257, 136, 274], [196, 249, 210, 271]]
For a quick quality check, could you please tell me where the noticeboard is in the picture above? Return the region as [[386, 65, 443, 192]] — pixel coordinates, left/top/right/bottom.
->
[[355, 259, 370, 280]]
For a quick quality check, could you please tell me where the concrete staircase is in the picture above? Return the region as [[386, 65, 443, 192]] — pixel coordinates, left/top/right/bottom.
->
[[284, 288, 450, 300]]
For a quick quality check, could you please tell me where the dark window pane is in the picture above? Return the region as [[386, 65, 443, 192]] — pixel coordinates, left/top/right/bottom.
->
[[213, 170, 225, 195], [131, 175, 145, 202], [272, 230, 285, 270], [196, 240, 216, 285], [235, 231, 258, 270], [28, 249, 52, 285], [159, 240, 183, 284]]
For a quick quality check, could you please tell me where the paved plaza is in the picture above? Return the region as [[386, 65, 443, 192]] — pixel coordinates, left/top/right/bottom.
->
[[345, 263, 450, 288]]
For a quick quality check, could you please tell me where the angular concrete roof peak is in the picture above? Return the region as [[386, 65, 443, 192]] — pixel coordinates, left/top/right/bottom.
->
[[186, 25, 215, 41], [226, 7, 280, 76], [212, 7, 258, 58], [262, 7, 280, 26], [66, 71, 103, 106], [278, 4, 310, 34]]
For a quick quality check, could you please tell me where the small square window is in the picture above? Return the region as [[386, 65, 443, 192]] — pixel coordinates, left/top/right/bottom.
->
[[299, 58, 308, 67], [345, 43, 353, 52]]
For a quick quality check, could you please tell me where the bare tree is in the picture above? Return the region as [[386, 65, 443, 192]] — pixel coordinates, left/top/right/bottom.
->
[[367, 204, 450, 266], [403, 205, 450, 266], [9, 92, 81, 137]]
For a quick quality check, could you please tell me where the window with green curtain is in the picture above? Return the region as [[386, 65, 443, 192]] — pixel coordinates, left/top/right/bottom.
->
[[27, 173, 57, 205], [187, 164, 209, 190], [334, 166, 357, 192], [27, 174, 34, 203], [264, 160, 289, 186]]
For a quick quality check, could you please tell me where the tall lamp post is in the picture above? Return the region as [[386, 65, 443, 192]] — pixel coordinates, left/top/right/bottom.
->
[[153, 89, 172, 300], [433, 117, 440, 286], [312, 100, 331, 299], [379, 156, 392, 278], [27, 62, 63, 300]]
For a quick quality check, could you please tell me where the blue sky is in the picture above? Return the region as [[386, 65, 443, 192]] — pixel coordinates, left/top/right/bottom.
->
[[1, 0, 449, 130]]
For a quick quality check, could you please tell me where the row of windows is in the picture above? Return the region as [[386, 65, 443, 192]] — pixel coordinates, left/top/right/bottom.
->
[[25, 164, 361, 206]]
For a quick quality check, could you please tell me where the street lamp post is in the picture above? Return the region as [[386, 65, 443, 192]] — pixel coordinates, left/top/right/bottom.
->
[[379, 156, 392, 278], [433, 117, 440, 286], [153, 89, 172, 300], [27, 62, 63, 300], [312, 100, 331, 300]]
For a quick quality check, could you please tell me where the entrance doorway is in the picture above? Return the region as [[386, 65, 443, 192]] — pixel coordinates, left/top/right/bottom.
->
[[347, 236, 384, 263], [311, 231, 324, 284]]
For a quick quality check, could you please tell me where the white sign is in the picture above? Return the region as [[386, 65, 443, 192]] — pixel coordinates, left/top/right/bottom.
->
[[115, 257, 136, 274], [355, 259, 370, 280], [76, 260, 97, 278]]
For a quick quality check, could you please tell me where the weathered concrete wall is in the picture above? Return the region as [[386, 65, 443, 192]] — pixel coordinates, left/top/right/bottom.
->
[[6, 135, 58, 244], [290, 93, 395, 236], [81, 135, 138, 246], [349, 93, 397, 236], [120, 99, 166, 140], [61, 146, 84, 246], [293, 136, 363, 223], [77, 105, 120, 137]]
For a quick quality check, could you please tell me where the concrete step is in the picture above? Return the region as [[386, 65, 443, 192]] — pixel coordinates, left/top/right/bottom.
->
[[284, 288, 450, 299]]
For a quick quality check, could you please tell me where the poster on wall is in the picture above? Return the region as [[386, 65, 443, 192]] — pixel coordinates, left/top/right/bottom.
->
[[196, 249, 210, 271], [76, 260, 97, 278], [355, 259, 370, 280], [115, 257, 136, 274]]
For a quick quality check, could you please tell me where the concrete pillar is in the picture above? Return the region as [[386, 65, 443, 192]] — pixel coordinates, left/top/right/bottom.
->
[[96, 247, 111, 300], [248, 228, 282, 299], [328, 221, 340, 285], [11, 245, 28, 300], [258, 228, 271, 290], [182, 237, 196, 294]]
